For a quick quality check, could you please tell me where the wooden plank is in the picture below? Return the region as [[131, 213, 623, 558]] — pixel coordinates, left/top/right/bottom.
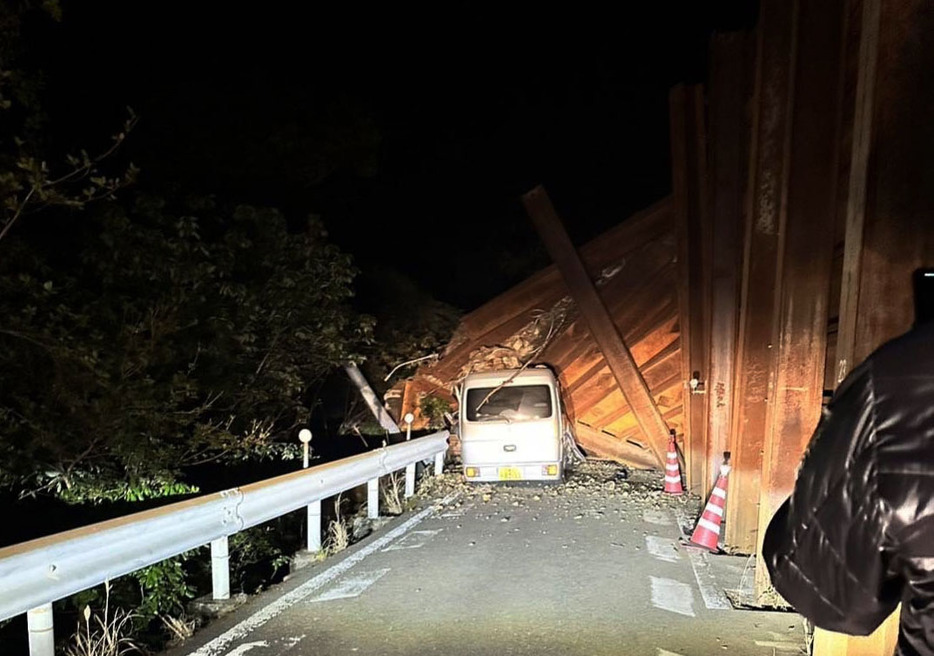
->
[[615, 404, 685, 445], [557, 277, 676, 387], [834, 0, 879, 385], [566, 304, 677, 396], [551, 254, 676, 379], [815, 0, 931, 648], [573, 319, 680, 418], [671, 83, 711, 496], [446, 199, 673, 352], [573, 422, 657, 470], [705, 29, 756, 550], [427, 220, 677, 387], [814, 615, 898, 656], [523, 187, 670, 467], [755, 0, 846, 595], [851, 0, 934, 363], [591, 366, 683, 434], [727, 0, 798, 559]]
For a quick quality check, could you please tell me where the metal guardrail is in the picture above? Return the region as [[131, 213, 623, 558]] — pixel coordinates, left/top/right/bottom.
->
[[0, 431, 449, 655]]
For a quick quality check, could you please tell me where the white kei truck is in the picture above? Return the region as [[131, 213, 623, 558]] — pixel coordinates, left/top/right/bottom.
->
[[458, 366, 565, 482]]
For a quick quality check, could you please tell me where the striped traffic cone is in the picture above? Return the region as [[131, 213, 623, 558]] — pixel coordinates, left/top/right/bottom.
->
[[663, 431, 684, 495], [688, 463, 731, 552]]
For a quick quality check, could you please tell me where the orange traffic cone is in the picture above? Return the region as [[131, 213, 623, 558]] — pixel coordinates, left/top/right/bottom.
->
[[689, 462, 731, 552], [663, 431, 683, 495]]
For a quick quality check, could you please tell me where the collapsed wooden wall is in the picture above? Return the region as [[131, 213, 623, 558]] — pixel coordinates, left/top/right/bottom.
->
[[387, 199, 680, 470]]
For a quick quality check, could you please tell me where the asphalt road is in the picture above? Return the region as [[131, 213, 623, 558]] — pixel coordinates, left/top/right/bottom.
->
[[166, 465, 807, 656]]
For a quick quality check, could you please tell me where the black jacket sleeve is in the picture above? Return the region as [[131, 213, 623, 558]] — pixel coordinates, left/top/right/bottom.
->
[[763, 360, 902, 635]]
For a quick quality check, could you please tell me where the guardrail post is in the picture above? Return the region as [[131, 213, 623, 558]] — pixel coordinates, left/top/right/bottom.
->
[[367, 478, 379, 519], [434, 451, 444, 476], [27, 603, 53, 656], [211, 537, 230, 600], [405, 463, 416, 497], [307, 500, 322, 552]]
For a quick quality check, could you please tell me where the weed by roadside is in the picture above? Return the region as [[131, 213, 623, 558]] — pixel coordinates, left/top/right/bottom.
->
[[325, 494, 350, 554], [65, 583, 139, 656], [380, 471, 405, 515]]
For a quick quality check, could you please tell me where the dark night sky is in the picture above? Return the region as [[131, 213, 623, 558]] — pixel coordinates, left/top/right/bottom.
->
[[24, 2, 751, 309]]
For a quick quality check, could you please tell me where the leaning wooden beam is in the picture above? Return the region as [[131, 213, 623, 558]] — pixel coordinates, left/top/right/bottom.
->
[[755, 0, 845, 597], [523, 186, 670, 467], [344, 362, 401, 433], [573, 422, 657, 470], [424, 200, 673, 384]]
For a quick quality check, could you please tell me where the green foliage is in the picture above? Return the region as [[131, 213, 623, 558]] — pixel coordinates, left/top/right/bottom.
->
[[133, 558, 195, 620], [229, 524, 294, 593], [0, 195, 372, 502], [419, 396, 452, 429]]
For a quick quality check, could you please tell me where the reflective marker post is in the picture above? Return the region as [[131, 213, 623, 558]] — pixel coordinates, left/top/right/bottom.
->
[[27, 604, 53, 656], [211, 537, 230, 600], [404, 413, 416, 497], [298, 429, 321, 552], [367, 478, 379, 519]]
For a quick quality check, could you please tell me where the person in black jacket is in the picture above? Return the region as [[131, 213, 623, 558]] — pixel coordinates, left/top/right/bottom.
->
[[764, 269, 934, 656]]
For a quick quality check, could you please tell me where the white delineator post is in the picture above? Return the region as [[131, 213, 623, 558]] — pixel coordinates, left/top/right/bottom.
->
[[27, 603, 53, 656], [299, 428, 321, 552], [404, 413, 416, 498], [367, 478, 379, 519], [211, 537, 230, 600]]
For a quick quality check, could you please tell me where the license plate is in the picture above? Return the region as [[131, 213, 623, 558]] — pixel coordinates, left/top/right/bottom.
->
[[499, 467, 522, 480]]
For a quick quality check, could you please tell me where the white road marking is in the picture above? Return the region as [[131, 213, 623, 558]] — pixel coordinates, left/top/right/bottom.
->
[[187, 493, 459, 656], [223, 642, 268, 656], [275, 636, 304, 654], [683, 546, 733, 610], [642, 509, 673, 526], [309, 569, 390, 603], [657, 650, 685, 656], [645, 535, 680, 563], [381, 529, 442, 552], [649, 576, 695, 617], [672, 506, 733, 610]]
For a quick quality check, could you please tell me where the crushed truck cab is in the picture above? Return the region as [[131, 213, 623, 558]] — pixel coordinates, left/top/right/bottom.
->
[[458, 367, 564, 482]]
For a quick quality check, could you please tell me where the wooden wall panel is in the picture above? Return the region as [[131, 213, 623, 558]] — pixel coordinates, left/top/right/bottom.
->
[[671, 84, 711, 495], [727, 0, 797, 556], [705, 30, 754, 545], [755, 0, 846, 594]]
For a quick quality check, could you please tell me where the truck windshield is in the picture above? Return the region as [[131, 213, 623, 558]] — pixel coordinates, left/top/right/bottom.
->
[[465, 384, 553, 422]]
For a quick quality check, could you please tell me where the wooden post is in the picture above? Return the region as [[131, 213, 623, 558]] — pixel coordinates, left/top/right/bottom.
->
[[728, 0, 797, 559], [704, 33, 753, 531], [523, 186, 670, 466], [815, 0, 934, 652], [755, 0, 846, 597], [834, 0, 880, 386], [670, 84, 711, 495]]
